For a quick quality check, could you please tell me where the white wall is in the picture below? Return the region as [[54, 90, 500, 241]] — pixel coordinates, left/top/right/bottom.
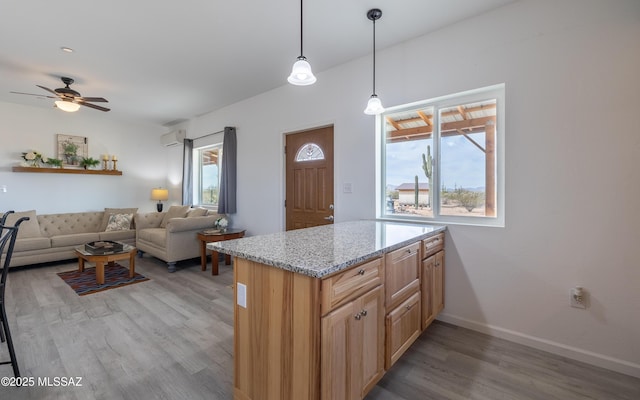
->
[[0, 102, 170, 213], [182, 0, 640, 376]]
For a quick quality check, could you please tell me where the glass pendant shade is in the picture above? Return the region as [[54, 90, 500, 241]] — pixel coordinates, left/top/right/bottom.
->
[[55, 100, 80, 112], [288, 56, 317, 86], [364, 94, 385, 115]]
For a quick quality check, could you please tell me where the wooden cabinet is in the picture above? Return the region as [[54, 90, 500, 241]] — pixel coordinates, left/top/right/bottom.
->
[[321, 257, 383, 315], [421, 236, 445, 331], [321, 285, 384, 400], [385, 291, 421, 369], [384, 242, 421, 369], [384, 242, 420, 310]]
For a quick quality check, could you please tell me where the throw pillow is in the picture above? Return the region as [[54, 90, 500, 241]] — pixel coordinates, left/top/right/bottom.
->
[[186, 207, 208, 218], [160, 205, 190, 228], [4, 210, 42, 239], [100, 208, 138, 231], [105, 213, 134, 231]]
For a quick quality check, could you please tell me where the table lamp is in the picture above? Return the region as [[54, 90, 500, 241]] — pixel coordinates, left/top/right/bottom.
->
[[151, 188, 169, 212]]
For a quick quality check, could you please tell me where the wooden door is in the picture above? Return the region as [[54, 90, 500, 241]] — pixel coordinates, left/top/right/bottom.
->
[[286, 126, 334, 231]]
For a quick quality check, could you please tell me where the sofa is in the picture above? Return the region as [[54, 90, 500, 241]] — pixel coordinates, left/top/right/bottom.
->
[[135, 206, 221, 272], [2, 208, 137, 268]]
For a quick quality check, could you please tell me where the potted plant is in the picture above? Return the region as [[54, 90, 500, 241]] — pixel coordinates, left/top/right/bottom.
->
[[80, 157, 101, 169], [21, 151, 43, 167], [44, 158, 64, 168], [62, 140, 79, 165]]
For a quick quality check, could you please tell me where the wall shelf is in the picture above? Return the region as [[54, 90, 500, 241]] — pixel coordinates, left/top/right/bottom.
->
[[12, 166, 123, 176]]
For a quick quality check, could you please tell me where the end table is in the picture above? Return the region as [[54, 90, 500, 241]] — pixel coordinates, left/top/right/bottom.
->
[[197, 229, 245, 275]]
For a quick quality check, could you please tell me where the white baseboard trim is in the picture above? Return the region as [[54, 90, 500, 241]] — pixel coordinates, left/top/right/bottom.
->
[[437, 313, 640, 379]]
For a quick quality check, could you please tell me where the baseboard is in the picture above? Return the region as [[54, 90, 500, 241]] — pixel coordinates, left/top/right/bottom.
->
[[437, 313, 640, 379]]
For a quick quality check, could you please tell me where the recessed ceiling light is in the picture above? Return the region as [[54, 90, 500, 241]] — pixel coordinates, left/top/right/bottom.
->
[[60, 47, 74, 53]]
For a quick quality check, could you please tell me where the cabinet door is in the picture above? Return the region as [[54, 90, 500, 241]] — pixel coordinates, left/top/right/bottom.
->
[[421, 254, 435, 331], [321, 299, 360, 400], [385, 291, 421, 369], [321, 285, 385, 400], [385, 242, 420, 310], [358, 285, 385, 397], [433, 250, 444, 316]]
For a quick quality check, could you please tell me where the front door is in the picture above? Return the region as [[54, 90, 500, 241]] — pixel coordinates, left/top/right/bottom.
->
[[285, 126, 334, 231]]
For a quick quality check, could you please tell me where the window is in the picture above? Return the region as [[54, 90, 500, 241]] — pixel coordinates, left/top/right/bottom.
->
[[193, 144, 222, 207], [378, 84, 504, 226]]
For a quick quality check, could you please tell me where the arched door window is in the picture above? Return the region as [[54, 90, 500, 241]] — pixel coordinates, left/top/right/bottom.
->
[[295, 143, 325, 162]]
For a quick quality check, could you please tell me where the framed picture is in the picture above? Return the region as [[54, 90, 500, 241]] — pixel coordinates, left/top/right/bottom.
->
[[57, 134, 88, 167]]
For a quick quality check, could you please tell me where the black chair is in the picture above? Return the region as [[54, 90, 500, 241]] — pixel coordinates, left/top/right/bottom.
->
[[0, 210, 28, 378]]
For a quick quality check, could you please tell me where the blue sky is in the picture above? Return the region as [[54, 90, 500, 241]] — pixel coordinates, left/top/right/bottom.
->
[[385, 133, 486, 190]]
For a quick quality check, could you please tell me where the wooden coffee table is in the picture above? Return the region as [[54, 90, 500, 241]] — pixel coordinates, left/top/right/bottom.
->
[[75, 243, 137, 285], [197, 229, 245, 275]]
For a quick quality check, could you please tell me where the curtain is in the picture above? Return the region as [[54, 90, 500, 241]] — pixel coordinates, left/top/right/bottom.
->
[[217, 126, 237, 214], [182, 138, 194, 205]]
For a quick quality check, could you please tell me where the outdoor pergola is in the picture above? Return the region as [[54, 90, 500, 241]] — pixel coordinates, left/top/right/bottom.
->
[[385, 101, 497, 216]]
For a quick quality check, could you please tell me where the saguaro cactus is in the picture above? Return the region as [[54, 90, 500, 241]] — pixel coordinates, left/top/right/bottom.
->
[[422, 145, 433, 207]]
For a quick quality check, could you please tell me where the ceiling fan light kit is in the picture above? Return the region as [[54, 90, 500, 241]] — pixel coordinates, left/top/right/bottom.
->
[[55, 100, 80, 112], [364, 8, 385, 115], [288, 0, 316, 86]]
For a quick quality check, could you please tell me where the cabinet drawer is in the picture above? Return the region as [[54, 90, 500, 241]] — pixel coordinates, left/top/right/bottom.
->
[[321, 257, 384, 315], [385, 291, 421, 369], [422, 233, 444, 258], [385, 242, 420, 310]]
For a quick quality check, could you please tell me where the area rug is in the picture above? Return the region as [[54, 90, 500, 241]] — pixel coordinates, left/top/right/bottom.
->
[[57, 263, 149, 296]]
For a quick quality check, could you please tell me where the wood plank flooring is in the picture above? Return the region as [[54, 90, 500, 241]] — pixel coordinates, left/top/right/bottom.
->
[[1, 257, 638, 399]]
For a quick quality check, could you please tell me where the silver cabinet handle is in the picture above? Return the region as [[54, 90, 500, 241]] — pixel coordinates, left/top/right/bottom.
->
[[324, 216, 334, 221], [360, 309, 367, 317], [354, 313, 362, 320], [357, 269, 365, 275]]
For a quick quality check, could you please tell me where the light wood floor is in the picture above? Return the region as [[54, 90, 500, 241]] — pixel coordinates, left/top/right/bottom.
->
[[1, 257, 638, 399]]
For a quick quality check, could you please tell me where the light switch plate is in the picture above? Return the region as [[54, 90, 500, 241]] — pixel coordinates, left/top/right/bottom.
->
[[237, 282, 247, 308]]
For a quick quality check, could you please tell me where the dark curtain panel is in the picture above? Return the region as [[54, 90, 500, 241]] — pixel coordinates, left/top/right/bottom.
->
[[218, 126, 237, 214], [182, 138, 194, 205]]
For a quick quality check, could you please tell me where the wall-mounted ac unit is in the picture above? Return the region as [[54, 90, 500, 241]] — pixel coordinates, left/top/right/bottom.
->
[[161, 129, 186, 147]]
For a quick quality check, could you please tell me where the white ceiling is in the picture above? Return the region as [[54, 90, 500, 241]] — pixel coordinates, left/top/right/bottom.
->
[[0, 0, 514, 127]]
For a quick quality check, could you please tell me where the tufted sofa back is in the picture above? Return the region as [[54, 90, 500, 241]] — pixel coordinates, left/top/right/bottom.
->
[[37, 212, 104, 237]]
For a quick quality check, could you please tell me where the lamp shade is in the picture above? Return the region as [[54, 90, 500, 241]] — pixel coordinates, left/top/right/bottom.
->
[[55, 100, 80, 112], [151, 188, 169, 201], [364, 95, 385, 115], [287, 57, 317, 86]]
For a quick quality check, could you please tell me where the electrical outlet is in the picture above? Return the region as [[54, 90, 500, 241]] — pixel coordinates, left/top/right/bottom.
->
[[571, 286, 587, 309]]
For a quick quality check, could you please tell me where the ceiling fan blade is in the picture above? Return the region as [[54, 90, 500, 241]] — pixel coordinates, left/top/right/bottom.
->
[[77, 100, 110, 112], [79, 96, 108, 103], [10, 91, 56, 99], [36, 85, 61, 97]]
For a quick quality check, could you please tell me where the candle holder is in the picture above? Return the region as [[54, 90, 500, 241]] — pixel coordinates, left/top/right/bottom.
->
[[102, 160, 109, 170], [112, 160, 118, 171]]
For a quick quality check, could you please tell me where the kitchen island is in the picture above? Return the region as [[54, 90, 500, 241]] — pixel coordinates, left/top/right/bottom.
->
[[210, 220, 446, 400]]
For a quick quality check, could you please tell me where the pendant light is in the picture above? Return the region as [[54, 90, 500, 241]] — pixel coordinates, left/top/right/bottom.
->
[[364, 8, 384, 115], [288, 0, 316, 85]]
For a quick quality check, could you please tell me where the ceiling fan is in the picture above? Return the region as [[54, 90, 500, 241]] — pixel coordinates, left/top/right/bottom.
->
[[11, 77, 110, 112]]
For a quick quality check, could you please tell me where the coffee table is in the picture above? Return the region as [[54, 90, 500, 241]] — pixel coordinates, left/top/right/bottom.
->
[[198, 229, 245, 275], [75, 242, 137, 285]]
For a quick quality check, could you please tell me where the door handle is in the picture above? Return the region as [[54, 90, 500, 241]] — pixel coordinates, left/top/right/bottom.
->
[[324, 215, 334, 221]]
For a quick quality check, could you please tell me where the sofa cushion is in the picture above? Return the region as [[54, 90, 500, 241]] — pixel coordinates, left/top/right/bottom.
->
[[105, 213, 134, 231], [138, 228, 166, 247], [51, 233, 101, 248], [5, 210, 42, 239], [160, 205, 190, 228], [99, 229, 135, 242], [11, 237, 51, 252], [186, 207, 208, 217], [99, 208, 138, 231]]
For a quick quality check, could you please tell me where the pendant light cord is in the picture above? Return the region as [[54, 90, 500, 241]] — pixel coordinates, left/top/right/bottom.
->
[[372, 17, 376, 96], [300, 0, 304, 57]]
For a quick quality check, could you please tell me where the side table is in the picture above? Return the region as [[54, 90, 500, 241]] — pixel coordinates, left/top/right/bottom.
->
[[197, 229, 245, 275]]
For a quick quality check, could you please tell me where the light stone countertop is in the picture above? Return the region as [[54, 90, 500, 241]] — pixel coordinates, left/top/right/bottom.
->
[[208, 220, 446, 278]]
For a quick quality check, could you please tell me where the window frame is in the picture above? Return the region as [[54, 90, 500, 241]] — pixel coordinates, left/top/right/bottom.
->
[[192, 143, 223, 209], [376, 84, 505, 227]]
